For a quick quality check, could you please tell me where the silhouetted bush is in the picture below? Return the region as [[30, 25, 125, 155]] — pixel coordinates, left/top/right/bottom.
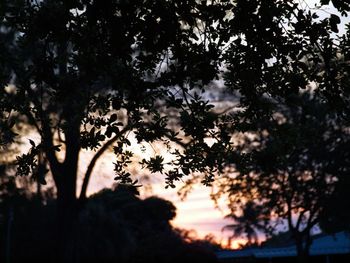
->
[[0, 183, 219, 263]]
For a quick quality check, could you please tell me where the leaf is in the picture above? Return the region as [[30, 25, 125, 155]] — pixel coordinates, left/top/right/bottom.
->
[[110, 113, 117, 123], [330, 14, 341, 33], [8, 119, 16, 128], [182, 167, 190, 175], [53, 145, 62, 152], [29, 139, 36, 147], [37, 175, 47, 185]]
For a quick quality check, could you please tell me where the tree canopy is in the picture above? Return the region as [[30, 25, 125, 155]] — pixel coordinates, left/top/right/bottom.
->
[[0, 0, 234, 195], [208, 1, 350, 262], [0, 0, 233, 261]]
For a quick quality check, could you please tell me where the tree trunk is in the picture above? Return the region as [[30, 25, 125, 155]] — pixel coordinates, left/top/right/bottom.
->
[[52, 120, 81, 263], [56, 169, 78, 263], [296, 246, 309, 263], [295, 234, 311, 263], [5, 205, 14, 263]]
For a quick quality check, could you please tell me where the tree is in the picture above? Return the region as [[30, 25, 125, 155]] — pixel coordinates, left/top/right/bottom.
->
[[1, 0, 234, 261], [319, 170, 350, 233], [210, 1, 350, 262], [223, 201, 270, 246], [219, 94, 349, 261]]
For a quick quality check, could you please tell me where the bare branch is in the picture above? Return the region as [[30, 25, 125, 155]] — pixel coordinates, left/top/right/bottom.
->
[[79, 124, 132, 202]]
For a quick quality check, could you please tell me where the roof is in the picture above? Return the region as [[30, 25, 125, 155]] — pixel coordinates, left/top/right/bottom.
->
[[217, 231, 350, 259]]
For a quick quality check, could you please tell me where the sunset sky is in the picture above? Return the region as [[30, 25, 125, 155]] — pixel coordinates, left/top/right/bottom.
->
[[76, 135, 243, 249]]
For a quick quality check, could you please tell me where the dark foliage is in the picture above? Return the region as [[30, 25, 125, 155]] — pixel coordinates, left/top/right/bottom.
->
[[0, 183, 219, 263], [1, 1, 231, 261]]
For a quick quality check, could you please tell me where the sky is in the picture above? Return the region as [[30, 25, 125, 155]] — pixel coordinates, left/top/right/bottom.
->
[[303, 0, 350, 35], [84, 169, 245, 249], [77, 135, 244, 249]]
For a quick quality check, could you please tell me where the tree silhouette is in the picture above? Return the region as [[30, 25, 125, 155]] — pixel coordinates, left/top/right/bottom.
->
[[0, 0, 232, 260], [213, 1, 350, 262], [0, 183, 219, 263], [250, 95, 348, 261], [223, 201, 270, 246]]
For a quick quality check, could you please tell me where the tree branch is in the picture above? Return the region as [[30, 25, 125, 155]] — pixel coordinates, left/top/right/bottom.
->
[[78, 124, 132, 202], [296, 208, 307, 231], [21, 83, 62, 183], [164, 132, 187, 148], [286, 194, 295, 232]]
